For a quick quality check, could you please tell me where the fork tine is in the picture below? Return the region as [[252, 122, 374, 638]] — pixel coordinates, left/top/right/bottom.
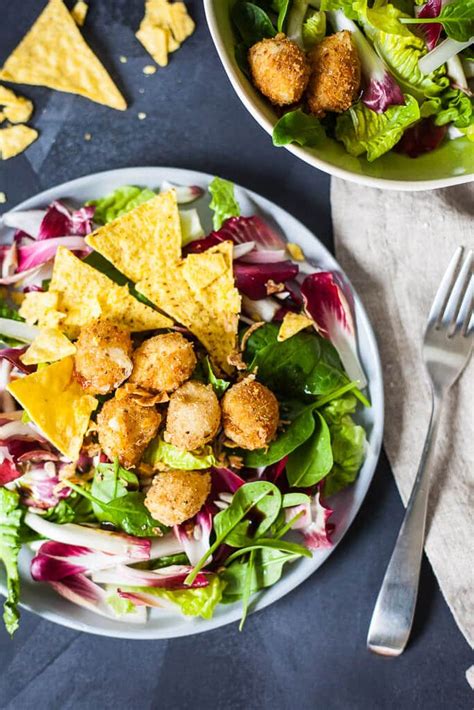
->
[[428, 246, 464, 326], [441, 249, 473, 330], [455, 273, 473, 337]]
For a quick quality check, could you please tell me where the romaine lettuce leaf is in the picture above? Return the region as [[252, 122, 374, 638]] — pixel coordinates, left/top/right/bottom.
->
[[87, 186, 156, 225], [208, 177, 241, 230], [356, 2, 450, 100], [0, 488, 23, 636], [144, 437, 217, 470], [122, 574, 224, 619], [335, 94, 420, 161]]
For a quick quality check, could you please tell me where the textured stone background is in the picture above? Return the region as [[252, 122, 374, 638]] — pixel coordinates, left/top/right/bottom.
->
[[0, 2, 471, 708]]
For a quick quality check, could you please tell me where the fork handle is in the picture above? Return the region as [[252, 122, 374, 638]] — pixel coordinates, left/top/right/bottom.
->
[[367, 392, 442, 656]]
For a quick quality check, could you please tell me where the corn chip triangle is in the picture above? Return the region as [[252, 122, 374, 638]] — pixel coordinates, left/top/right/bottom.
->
[[0, 0, 126, 111], [86, 191, 241, 373]]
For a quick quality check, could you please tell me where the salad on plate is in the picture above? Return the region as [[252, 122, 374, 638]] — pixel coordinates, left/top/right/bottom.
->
[[0, 177, 370, 635], [230, 0, 473, 160]]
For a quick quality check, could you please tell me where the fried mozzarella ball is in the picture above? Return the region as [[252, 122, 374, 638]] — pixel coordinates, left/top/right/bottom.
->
[[248, 34, 310, 106], [306, 31, 361, 118], [221, 378, 279, 450], [145, 469, 211, 526], [97, 391, 161, 469], [74, 319, 133, 395], [165, 380, 221, 451], [129, 332, 196, 393]]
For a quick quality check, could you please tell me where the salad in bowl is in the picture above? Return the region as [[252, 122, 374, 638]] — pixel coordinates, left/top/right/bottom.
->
[[205, 0, 473, 187], [0, 175, 372, 635]]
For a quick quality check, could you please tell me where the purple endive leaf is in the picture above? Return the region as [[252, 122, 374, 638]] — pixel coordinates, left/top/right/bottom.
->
[[37, 201, 95, 240], [394, 118, 448, 157], [239, 249, 288, 264], [91, 564, 209, 589], [160, 181, 204, 204], [0, 347, 35, 374], [24, 512, 152, 558], [17, 236, 90, 272], [211, 467, 246, 495], [0, 447, 21, 485], [117, 589, 177, 610], [416, 0, 442, 51], [234, 261, 299, 300], [16, 464, 70, 510], [174, 505, 213, 567], [301, 271, 367, 388], [184, 216, 287, 256], [31, 541, 136, 581], [48, 573, 142, 620], [241, 295, 281, 323], [284, 491, 334, 550]]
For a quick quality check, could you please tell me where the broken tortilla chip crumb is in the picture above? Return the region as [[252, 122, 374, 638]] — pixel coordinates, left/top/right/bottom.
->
[[136, 0, 195, 68], [286, 242, 305, 261], [0, 85, 34, 123], [0, 0, 126, 111], [0, 125, 38, 160], [277, 312, 314, 342], [21, 327, 76, 365], [71, 0, 88, 26]]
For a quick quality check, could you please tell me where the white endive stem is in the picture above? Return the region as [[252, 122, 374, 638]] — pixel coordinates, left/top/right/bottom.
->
[[418, 37, 474, 75]]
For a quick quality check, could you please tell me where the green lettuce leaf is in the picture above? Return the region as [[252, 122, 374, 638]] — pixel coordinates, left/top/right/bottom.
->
[[335, 94, 420, 161], [273, 109, 325, 148], [208, 177, 241, 230], [420, 89, 473, 129], [322, 414, 366, 497], [0, 488, 23, 636], [122, 574, 224, 619], [144, 437, 217, 470], [87, 186, 156, 225], [302, 9, 327, 47], [355, 2, 450, 100], [320, 0, 358, 20], [0, 298, 25, 347]]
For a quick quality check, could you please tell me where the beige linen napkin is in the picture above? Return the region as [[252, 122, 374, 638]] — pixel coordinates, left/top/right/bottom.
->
[[331, 179, 474, 648]]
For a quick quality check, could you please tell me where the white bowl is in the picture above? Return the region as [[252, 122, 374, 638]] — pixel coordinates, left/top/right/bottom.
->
[[204, 0, 474, 191]]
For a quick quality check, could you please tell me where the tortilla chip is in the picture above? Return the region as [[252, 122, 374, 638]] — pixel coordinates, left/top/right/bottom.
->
[[86, 191, 240, 372], [0, 125, 38, 160], [7, 356, 97, 461], [47, 247, 173, 337], [19, 291, 64, 328], [0, 112, 4, 124], [71, 0, 88, 26], [21, 327, 76, 365], [0, 0, 126, 111], [286, 243, 305, 261], [136, 23, 170, 67], [278, 312, 314, 342], [0, 85, 34, 123]]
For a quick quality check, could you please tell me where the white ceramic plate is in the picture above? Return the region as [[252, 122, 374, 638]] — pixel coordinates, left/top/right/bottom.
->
[[0, 167, 384, 639]]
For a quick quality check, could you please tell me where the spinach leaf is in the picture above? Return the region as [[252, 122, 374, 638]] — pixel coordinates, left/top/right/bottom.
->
[[67, 482, 164, 537], [231, 1, 277, 47], [208, 176, 241, 230], [272, 0, 291, 31], [185, 481, 282, 584], [322, 415, 366, 497], [242, 403, 317, 467], [239, 549, 256, 630], [222, 548, 300, 602], [244, 323, 346, 398], [43, 494, 95, 525], [214, 481, 282, 547], [91, 461, 139, 520], [204, 356, 230, 397], [0, 488, 23, 636], [281, 492, 310, 508], [286, 412, 333, 487], [225, 537, 311, 564], [149, 553, 189, 569]]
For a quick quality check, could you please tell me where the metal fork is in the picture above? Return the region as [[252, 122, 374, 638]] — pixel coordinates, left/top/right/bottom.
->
[[367, 246, 473, 657]]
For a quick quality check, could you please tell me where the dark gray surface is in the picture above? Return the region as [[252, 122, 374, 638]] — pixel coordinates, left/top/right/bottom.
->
[[0, 2, 471, 709]]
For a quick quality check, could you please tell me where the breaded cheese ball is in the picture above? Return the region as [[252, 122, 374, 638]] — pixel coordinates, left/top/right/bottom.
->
[[248, 34, 310, 106], [129, 332, 196, 393], [145, 469, 211, 526], [221, 378, 279, 450], [165, 380, 221, 451], [97, 391, 161, 469], [306, 31, 361, 118], [74, 319, 133, 395]]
